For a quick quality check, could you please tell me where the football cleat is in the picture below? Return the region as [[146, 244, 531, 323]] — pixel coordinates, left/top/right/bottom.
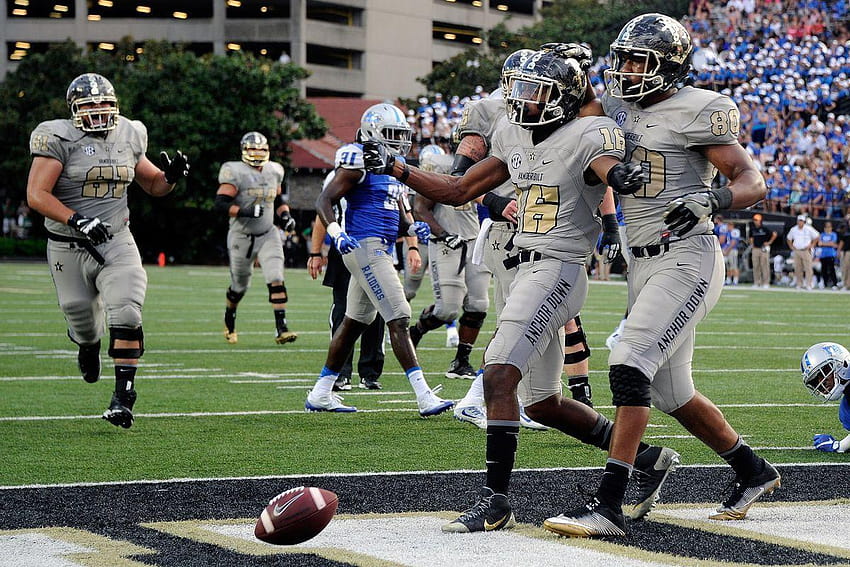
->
[[605, 319, 625, 350], [454, 403, 487, 429], [543, 497, 626, 538], [417, 385, 454, 417], [519, 405, 549, 431], [445, 323, 460, 348], [333, 376, 352, 391], [441, 487, 516, 533], [224, 328, 238, 344], [77, 340, 101, 384], [305, 392, 357, 413], [629, 446, 680, 520], [710, 460, 781, 520], [102, 390, 136, 429], [359, 376, 382, 390], [445, 359, 476, 379], [275, 328, 298, 344]]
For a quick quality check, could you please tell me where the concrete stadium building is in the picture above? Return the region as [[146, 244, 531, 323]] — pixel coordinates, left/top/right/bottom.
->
[[1, 0, 551, 99]]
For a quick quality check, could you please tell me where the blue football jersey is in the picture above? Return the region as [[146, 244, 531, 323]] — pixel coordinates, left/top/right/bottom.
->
[[335, 143, 405, 244]]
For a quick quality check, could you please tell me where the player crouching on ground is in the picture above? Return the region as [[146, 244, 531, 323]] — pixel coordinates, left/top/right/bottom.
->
[[26, 73, 189, 428], [802, 342, 850, 453]]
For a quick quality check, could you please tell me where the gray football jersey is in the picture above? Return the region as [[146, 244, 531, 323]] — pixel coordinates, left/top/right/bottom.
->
[[29, 116, 147, 237], [602, 86, 741, 247], [421, 153, 479, 239], [218, 160, 285, 235], [456, 90, 515, 199], [491, 116, 625, 262]]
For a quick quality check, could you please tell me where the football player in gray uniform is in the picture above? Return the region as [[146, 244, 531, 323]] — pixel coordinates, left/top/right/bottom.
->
[[544, 14, 776, 538], [409, 144, 491, 380], [26, 73, 189, 429], [364, 48, 663, 534], [215, 132, 297, 345]]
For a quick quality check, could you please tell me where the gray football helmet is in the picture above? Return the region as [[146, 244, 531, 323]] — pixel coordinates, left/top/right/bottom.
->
[[357, 103, 412, 156], [801, 342, 850, 401], [605, 13, 693, 102], [66, 73, 119, 132], [241, 131, 270, 167], [505, 50, 587, 129]]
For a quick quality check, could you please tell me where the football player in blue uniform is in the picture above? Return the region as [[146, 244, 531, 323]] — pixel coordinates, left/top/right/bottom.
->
[[305, 103, 454, 417], [802, 342, 850, 453]]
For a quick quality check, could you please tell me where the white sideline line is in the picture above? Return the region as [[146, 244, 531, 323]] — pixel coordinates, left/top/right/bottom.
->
[[3, 461, 847, 491], [0, 402, 835, 423]]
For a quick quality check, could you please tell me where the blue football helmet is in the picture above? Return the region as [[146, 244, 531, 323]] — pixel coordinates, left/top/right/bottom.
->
[[801, 342, 850, 401]]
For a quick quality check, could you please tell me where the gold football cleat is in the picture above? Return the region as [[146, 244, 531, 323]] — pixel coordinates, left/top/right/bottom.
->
[[275, 330, 298, 344], [224, 328, 238, 344]]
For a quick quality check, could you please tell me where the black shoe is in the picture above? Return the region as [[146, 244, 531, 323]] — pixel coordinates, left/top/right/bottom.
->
[[543, 497, 626, 538], [103, 391, 137, 429], [441, 487, 516, 533], [77, 341, 101, 384], [359, 376, 382, 390], [332, 376, 352, 392], [410, 325, 423, 347], [567, 379, 593, 408], [710, 460, 781, 520], [445, 359, 476, 379], [630, 446, 680, 520]]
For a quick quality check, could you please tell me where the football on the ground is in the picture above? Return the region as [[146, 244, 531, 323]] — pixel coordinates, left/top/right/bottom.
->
[[254, 486, 339, 545]]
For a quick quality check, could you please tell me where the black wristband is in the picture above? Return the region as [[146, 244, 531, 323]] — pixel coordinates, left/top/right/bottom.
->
[[602, 213, 619, 233], [399, 165, 411, 184], [710, 186, 733, 210], [67, 212, 82, 227], [408, 246, 419, 252], [308, 252, 322, 258]]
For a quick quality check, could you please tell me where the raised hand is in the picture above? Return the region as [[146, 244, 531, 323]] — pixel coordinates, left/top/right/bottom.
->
[[361, 141, 396, 175], [160, 150, 190, 184]]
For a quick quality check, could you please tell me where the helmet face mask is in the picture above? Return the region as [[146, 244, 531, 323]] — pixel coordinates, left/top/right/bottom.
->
[[605, 13, 693, 102], [241, 131, 270, 167], [66, 73, 119, 132], [358, 103, 412, 156], [801, 342, 850, 401], [505, 51, 586, 129]]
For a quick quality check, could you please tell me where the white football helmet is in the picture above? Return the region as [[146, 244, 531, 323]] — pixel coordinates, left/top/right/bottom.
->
[[240, 131, 270, 167], [801, 342, 850, 401], [418, 144, 447, 173], [357, 103, 412, 156]]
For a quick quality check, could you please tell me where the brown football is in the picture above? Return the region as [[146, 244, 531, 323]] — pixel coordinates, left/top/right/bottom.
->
[[254, 486, 338, 545]]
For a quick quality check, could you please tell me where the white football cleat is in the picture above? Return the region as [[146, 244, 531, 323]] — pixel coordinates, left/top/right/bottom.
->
[[445, 322, 460, 348], [519, 405, 549, 431], [305, 391, 356, 413], [454, 403, 487, 429], [417, 385, 454, 417], [605, 319, 626, 350]]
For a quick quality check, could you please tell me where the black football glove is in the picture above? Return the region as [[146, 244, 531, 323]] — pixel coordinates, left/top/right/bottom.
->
[[540, 42, 593, 71], [238, 205, 264, 218], [598, 213, 621, 263], [662, 187, 733, 236], [68, 213, 112, 246], [361, 141, 397, 175], [607, 162, 645, 195], [160, 150, 190, 184], [278, 211, 296, 231], [434, 233, 464, 250]]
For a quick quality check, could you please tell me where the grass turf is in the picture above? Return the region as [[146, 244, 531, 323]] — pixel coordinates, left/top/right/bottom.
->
[[0, 261, 848, 486]]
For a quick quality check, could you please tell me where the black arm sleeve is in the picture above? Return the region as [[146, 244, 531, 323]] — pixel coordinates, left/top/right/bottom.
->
[[451, 154, 477, 177], [273, 194, 286, 210], [214, 194, 235, 213]]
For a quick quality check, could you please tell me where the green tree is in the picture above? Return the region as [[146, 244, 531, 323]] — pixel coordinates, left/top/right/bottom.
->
[[419, 0, 690, 96], [0, 40, 326, 263]]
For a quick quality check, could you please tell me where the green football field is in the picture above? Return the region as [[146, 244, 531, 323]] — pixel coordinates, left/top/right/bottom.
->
[[1, 260, 847, 487]]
